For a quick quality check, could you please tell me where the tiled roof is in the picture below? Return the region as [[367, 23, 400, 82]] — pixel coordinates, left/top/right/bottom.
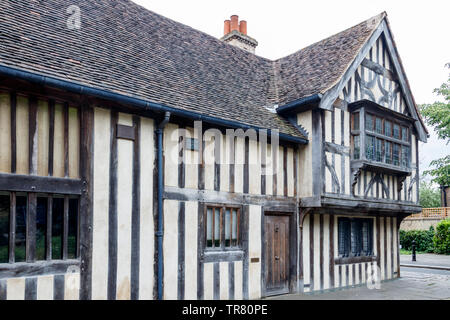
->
[[0, 0, 385, 140], [276, 13, 385, 105]]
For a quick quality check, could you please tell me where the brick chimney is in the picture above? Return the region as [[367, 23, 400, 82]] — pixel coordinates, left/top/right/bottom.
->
[[220, 15, 258, 54]]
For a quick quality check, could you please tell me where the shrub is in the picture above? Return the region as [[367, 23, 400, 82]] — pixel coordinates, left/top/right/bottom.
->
[[399, 228, 435, 253], [433, 220, 450, 254]]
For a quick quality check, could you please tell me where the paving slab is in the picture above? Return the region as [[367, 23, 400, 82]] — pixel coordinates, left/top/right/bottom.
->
[[267, 268, 450, 300]]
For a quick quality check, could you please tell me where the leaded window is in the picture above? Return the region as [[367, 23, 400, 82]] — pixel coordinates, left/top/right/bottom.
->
[[365, 114, 373, 132], [393, 124, 400, 139], [350, 108, 411, 169], [338, 217, 373, 257], [402, 146, 410, 167], [353, 135, 360, 160], [384, 121, 392, 137], [375, 138, 383, 162], [366, 136, 375, 160], [402, 127, 409, 142], [385, 141, 392, 164], [393, 143, 400, 166], [375, 117, 383, 134]]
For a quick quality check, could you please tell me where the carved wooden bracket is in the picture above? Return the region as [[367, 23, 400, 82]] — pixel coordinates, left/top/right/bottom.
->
[[351, 165, 363, 196], [397, 175, 407, 194], [299, 207, 313, 229]]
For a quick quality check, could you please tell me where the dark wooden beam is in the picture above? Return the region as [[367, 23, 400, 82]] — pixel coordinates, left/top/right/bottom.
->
[[329, 215, 334, 289], [46, 196, 53, 261], [62, 195, 69, 260], [361, 58, 397, 81], [10, 92, 16, 174], [26, 193, 37, 263], [130, 115, 141, 300], [0, 260, 80, 280], [107, 110, 118, 300], [63, 102, 69, 178], [0, 173, 83, 195], [29, 96, 38, 175], [8, 192, 16, 263], [48, 100, 55, 176], [79, 103, 94, 300]]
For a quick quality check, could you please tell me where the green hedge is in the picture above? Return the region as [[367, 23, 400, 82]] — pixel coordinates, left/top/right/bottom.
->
[[399, 227, 435, 253], [433, 220, 450, 254]]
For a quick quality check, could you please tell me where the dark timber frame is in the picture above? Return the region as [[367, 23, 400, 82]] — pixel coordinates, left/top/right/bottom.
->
[[0, 88, 90, 298]]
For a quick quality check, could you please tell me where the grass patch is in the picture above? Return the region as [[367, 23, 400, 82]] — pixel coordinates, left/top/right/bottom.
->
[[400, 248, 429, 255]]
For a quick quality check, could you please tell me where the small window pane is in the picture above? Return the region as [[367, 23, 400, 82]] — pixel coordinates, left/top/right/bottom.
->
[[68, 199, 78, 259], [338, 218, 349, 257], [375, 118, 383, 134], [353, 113, 360, 131], [353, 135, 360, 160], [366, 136, 375, 160], [365, 114, 373, 131], [375, 138, 383, 162], [362, 221, 370, 255], [232, 209, 238, 246], [52, 197, 64, 260], [36, 197, 47, 261], [351, 220, 361, 256], [393, 124, 400, 139], [225, 209, 231, 247], [402, 127, 409, 142], [384, 121, 392, 137], [385, 141, 392, 164], [402, 146, 410, 168], [15, 195, 27, 262], [214, 208, 220, 247], [0, 194, 9, 263], [206, 208, 213, 247], [393, 144, 400, 166]]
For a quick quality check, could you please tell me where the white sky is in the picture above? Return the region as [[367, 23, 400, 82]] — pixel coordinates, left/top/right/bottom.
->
[[134, 0, 450, 174]]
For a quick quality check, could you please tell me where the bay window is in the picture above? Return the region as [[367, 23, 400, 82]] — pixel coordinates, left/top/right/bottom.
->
[[350, 102, 412, 170]]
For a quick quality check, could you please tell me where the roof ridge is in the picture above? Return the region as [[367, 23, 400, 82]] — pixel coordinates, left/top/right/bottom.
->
[[123, 0, 274, 62]]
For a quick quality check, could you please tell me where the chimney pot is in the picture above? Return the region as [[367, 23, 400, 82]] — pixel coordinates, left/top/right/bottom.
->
[[224, 20, 231, 35], [230, 15, 239, 32], [239, 20, 247, 35]]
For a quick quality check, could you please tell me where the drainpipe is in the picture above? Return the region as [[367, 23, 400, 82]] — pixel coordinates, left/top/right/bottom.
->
[[156, 111, 171, 300]]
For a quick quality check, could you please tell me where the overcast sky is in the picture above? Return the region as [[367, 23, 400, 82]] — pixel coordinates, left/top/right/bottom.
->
[[134, 0, 449, 175]]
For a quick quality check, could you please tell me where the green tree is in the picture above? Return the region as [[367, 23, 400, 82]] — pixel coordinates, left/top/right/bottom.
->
[[420, 63, 450, 186], [419, 181, 441, 208]]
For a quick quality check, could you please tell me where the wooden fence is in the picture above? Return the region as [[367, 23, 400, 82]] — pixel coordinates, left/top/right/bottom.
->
[[407, 207, 450, 219]]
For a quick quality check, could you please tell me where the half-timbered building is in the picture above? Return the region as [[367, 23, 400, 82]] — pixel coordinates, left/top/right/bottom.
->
[[0, 1, 427, 300]]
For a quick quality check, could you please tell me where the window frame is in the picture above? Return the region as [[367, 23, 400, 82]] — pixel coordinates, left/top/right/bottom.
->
[[204, 204, 242, 252], [0, 191, 80, 265], [337, 217, 374, 259], [350, 103, 413, 171]]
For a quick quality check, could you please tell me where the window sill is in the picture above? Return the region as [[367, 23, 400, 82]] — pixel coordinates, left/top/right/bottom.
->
[[351, 159, 412, 176], [203, 250, 244, 263], [0, 259, 80, 279], [334, 255, 377, 265]]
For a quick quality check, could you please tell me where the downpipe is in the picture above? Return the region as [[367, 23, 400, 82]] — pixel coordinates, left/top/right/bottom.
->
[[156, 111, 171, 300]]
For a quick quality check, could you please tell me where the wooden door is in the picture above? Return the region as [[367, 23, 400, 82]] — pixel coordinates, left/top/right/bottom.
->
[[264, 214, 290, 295]]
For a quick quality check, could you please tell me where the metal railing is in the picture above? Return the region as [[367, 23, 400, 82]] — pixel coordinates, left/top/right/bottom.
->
[[407, 207, 450, 219]]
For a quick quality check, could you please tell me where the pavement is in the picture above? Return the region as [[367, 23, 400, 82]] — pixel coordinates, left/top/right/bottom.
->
[[268, 254, 450, 300], [400, 253, 450, 270]]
